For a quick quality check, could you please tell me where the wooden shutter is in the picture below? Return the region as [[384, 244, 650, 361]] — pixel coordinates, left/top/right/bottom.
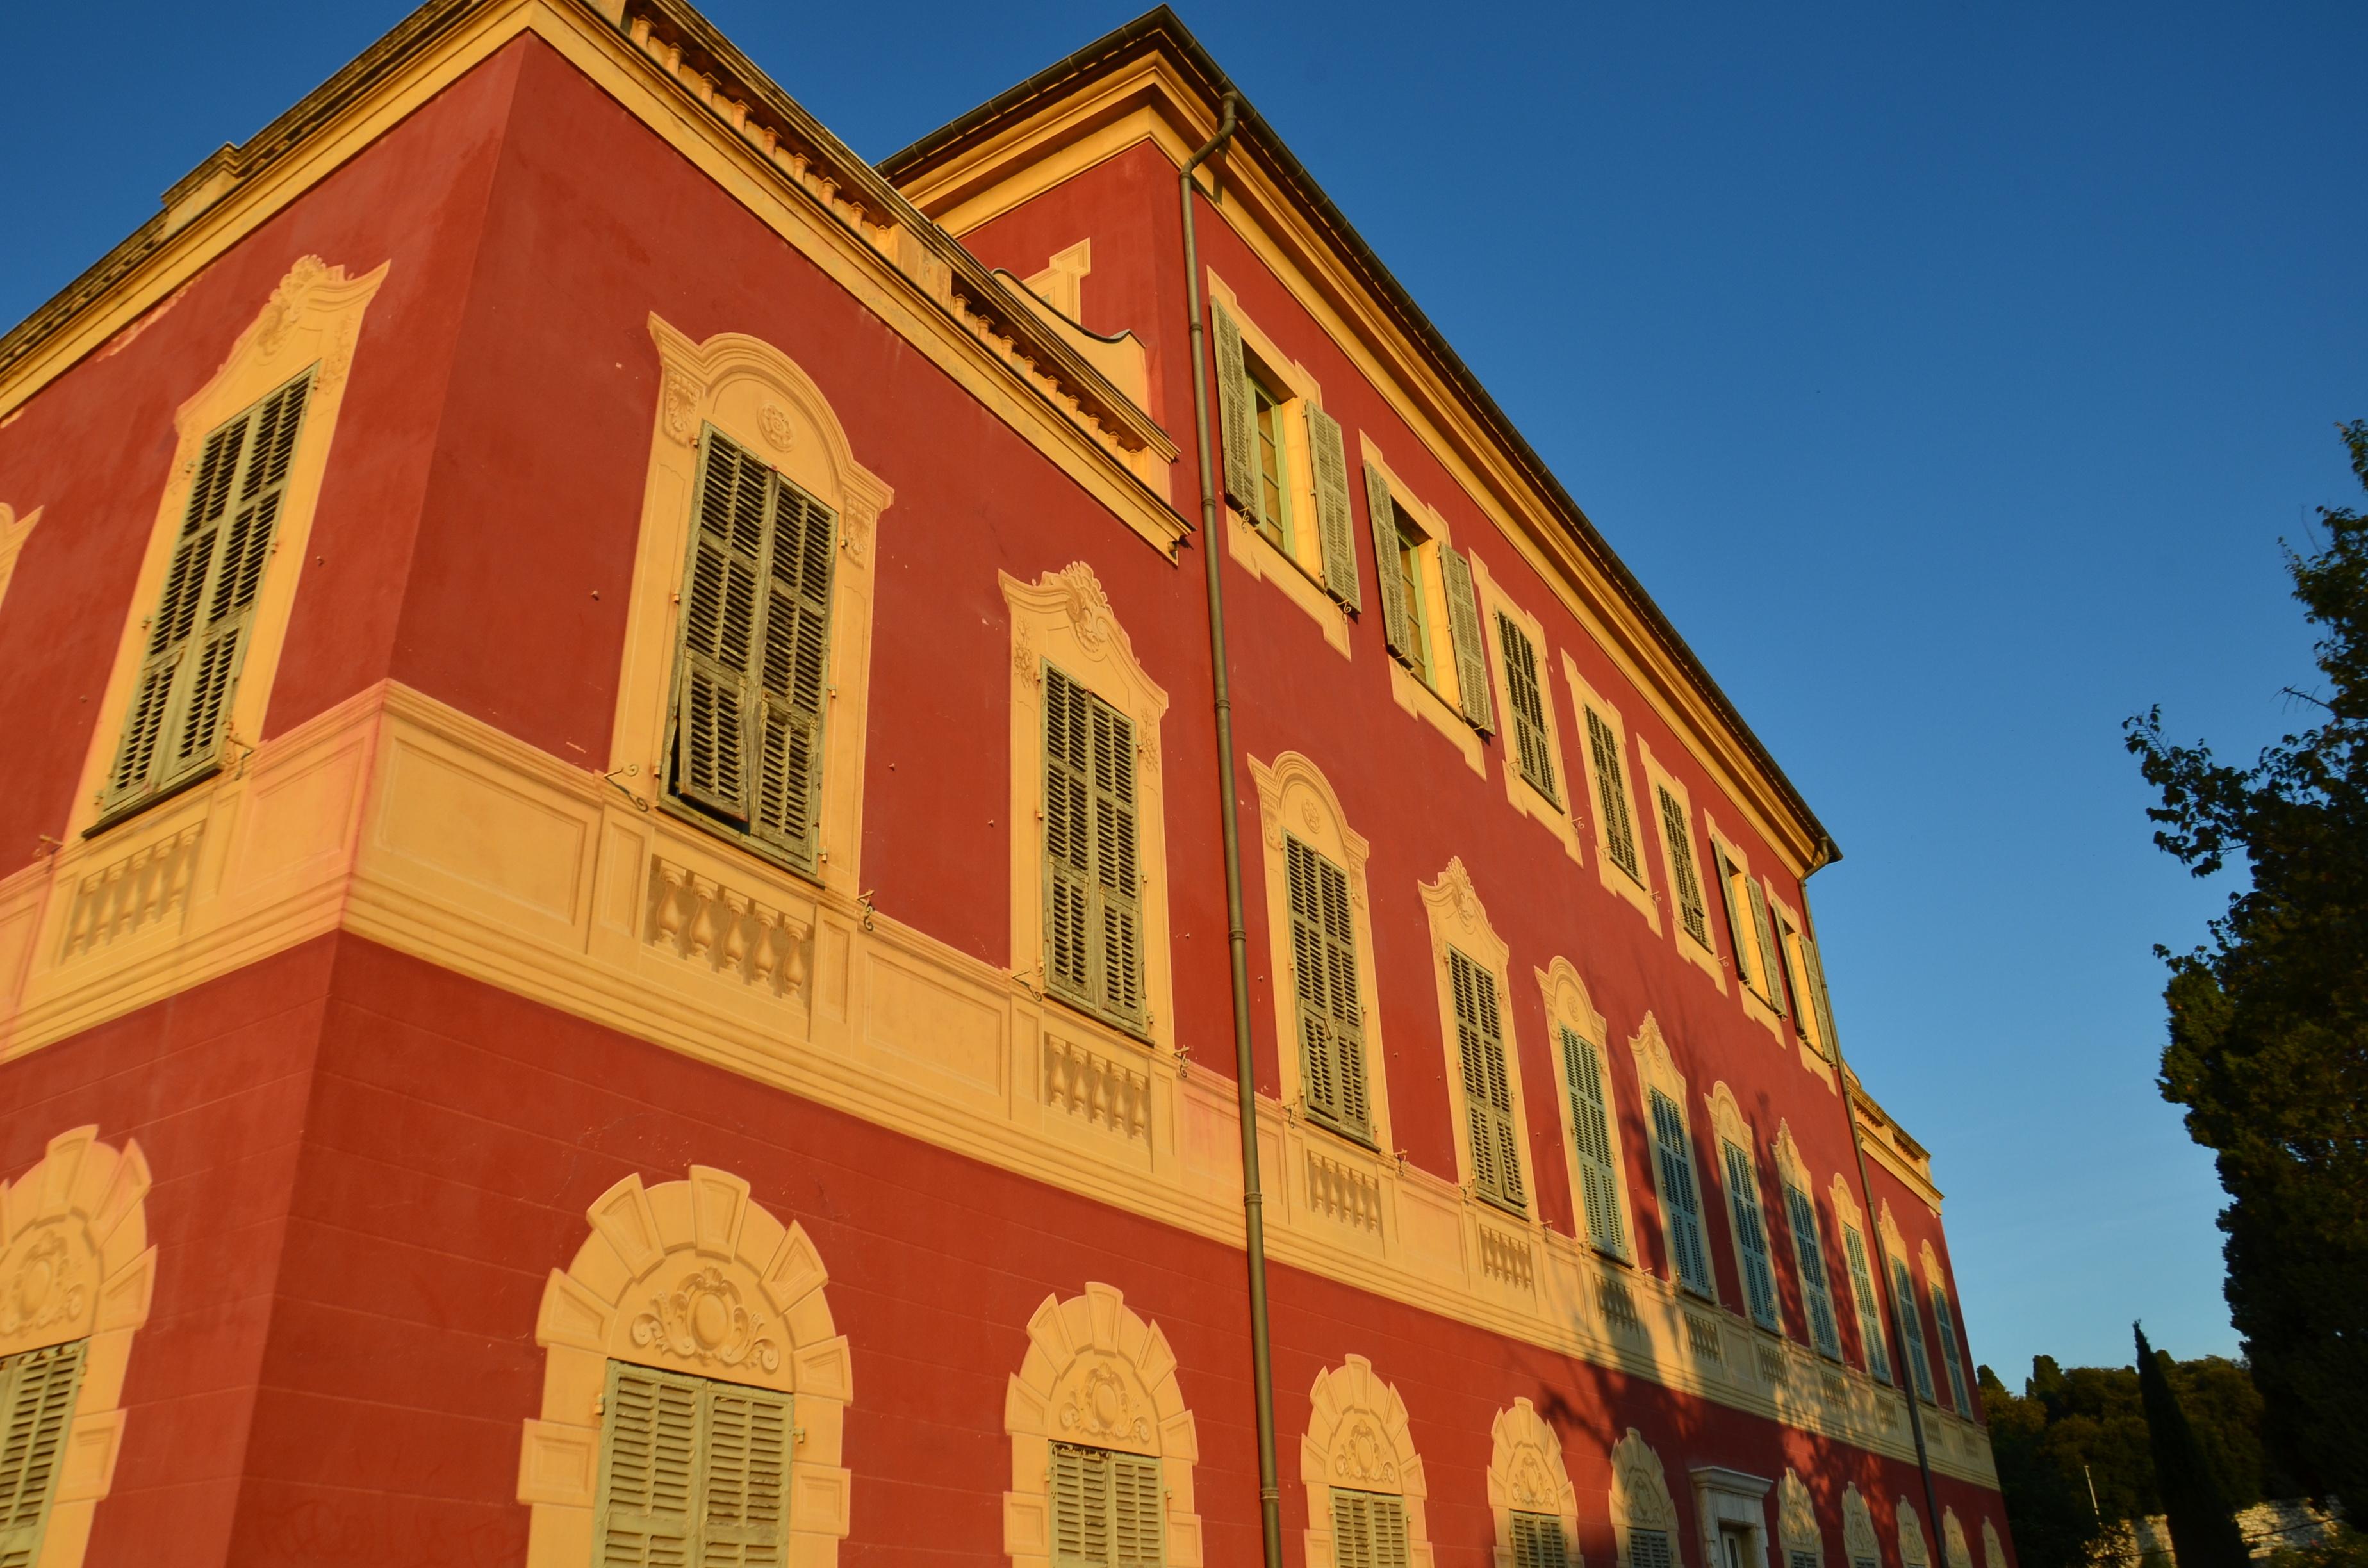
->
[[1306, 405, 1360, 608], [1585, 708, 1641, 879], [598, 1362, 701, 1567], [1631, 1528, 1677, 1568], [1439, 545, 1493, 733], [1052, 1447, 1163, 1568], [1044, 666, 1145, 1029], [703, 1387, 791, 1565], [750, 478, 835, 863], [1364, 462, 1411, 658], [1715, 853, 1757, 988], [1496, 613, 1558, 801], [1659, 789, 1709, 945], [1288, 836, 1369, 1140], [1512, 1512, 1568, 1568], [1802, 936, 1840, 1059], [1785, 1186, 1844, 1359], [1213, 302, 1255, 510], [1843, 1227, 1892, 1383], [1112, 1453, 1165, 1568], [1449, 948, 1523, 1212], [1747, 879, 1785, 1013], [1649, 1090, 1713, 1296], [1891, 1258, 1936, 1401], [103, 375, 311, 817], [0, 1341, 85, 1567], [1793, 1552, 1823, 1568], [1333, 1490, 1409, 1568], [1721, 1141, 1781, 1330], [1561, 1027, 1624, 1254], [1930, 1285, 1972, 1414]]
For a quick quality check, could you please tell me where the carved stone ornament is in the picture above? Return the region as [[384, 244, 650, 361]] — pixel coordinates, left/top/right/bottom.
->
[[1779, 1471, 1819, 1558], [662, 369, 701, 447], [0, 1227, 92, 1341], [1843, 1485, 1880, 1562], [1056, 1359, 1153, 1449], [1053, 561, 1115, 651], [758, 400, 795, 453], [1509, 1446, 1554, 1510], [1439, 856, 1481, 931], [630, 1263, 782, 1374], [252, 254, 331, 360], [1335, 1417, 1398, 1487], [1612, 1428, 1679, 1531]]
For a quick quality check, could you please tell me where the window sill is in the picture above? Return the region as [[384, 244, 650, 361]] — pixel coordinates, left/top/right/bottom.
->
[[1039, 985, 1155, 1052], [1224, 507, 1350, 658], [1595, 848, 1661, 935], [1304, 1109, 1379, 1154], [1386, 657, 1484, 777], [1672, 920, 1728, 993], [655, 793, 824, 889], [85, 760, 226, 840], [1506, 766, 1582, 865]]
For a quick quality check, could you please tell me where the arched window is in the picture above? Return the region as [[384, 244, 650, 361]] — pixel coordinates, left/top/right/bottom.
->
[[1981, 1519, 2007, 1568], [1898, 1499, 1931, 1568], [1540, 958, 1629, 1259], [1609, 1428, 1685, 1568], [1776, 1470, 1823, 1568], [1943, 1509, 1974, 1568], [1302, 1355, 1431, 1568], [1922, 1245, 1974, 1416], [1879, 1205, 1937, 1405], [1706, 1083, 1781, 1333], [1840, 1485, 1880, 1568], [1488, 1397, 1580, 1568], [1630, 1015, 1713, 1300], [1771, 1124, 1843, 1360]]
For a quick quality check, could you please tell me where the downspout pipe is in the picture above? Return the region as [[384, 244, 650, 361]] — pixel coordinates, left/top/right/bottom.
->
[[1179, 92, 1285, 1568]]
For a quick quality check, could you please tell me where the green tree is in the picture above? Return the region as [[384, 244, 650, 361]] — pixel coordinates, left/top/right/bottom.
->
[[1980, 1364, 2107, 1568], [2125, 421, 2368, 1503], [2137, 1324, 2249, 1568]]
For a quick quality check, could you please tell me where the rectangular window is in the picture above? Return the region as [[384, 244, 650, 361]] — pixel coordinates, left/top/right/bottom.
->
[[1785, 1186, 1845, 1360], [1930, 1282, 1973, 1414], [1513, 1512, 1569, 1568], [1051, 1442, 1165, 1568], [596, 1360, 789, 1565], [1249, 370, 1292, 551], [1043, 664, 1146, 1031], [1395, 521, 1433, 684], [1631, 1528, 1677, 1568], [1721, 1140, 1782, 1331], [1332, 1489, 1411, 1568], [1843, 1225, 1893, 1384], [1747, 878, 1786, 1015], [0, 1341, 85, 1566], [1440, 545, 1494, 733], [102, 373, 312, 822], [1495, 612, 1558, 803], [1714, 849, 1759, 992], [1891, 1257, 1937, 1402], [1658, 788, 1709, 947], [1801, 935, 1841, 1059], [1561, 1027, 1625, 1255], [1649, 1090, 1714, 1298], [1792, 1553, 1822, 1568], [1288, 835, 1371, 1143], [1584, 708, 1641, 882], [669, 427, 837, 870], [1448, 947, 1525, 1214]]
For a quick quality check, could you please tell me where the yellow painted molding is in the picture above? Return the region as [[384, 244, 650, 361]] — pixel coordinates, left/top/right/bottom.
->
[[1300, 1355, 1434, 1568], [1702, 815, 1783, 1041], [1943, 1507, 1974, 1568], [1900, 1498, 1932, 1568], [0, 505, 40, 622], [1469, 550, 1583, 864], [520, 1163, 852, 1567], [1001, 1283, 1204, 1568], [1561, 652, 1661, 935], [1610, 1428, 1685, 1568], [1417, 858, 1536, 1223], [1843, 1485, 1881, 1568], [1485, 1397, 1579, 1564], [0, 1125, 156, 1568], [1637, 742, 1725, 993], [1779, 1470, 1823, 1568]]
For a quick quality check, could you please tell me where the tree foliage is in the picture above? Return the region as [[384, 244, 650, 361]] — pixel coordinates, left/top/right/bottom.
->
[[2136, 1324, 2249, 1568], [2125, 421, 2368, 1503]]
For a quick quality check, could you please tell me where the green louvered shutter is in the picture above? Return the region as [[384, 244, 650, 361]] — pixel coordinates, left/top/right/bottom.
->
[[1930, 1284, 1973, 1414], [1650, 1090, 1713, 1297], [1561, 1027, 1624, 1254], [1496, 613, 1558, 802], [1512, 1512, 1568, 1568], [1212, 302, 1256, 510], [0, 1341, 86, 1568], [1449, 947, 1524, 1213], [1112, 1453, 1165, 1568], [703, 1386, 791, 1565], [103, 374, 311, 817], [1844, 1227, 1892, 1384], [1716, 853, 1757, 988], [1585, 708, 1641, 880], [1659, 789, 1709, 945], [598, 1362, 700, 1567], [1288, 835, 1370, 1141], [1786, 1185, 1845, 1360], [1891, 1257, 1936, 1402], [1333, 1490, 1409, 1568], [1052, 1446, 1164, 1568], [1364, 462, 1411, 658], [1722, 1141, 1781, 1330], [1631, 1529, 1677, 1568], [1306, 406, 1360, 608], [1747, 878, 1785, 1013], [1802, 935, 1840, 1059], [1793, 1553, 1822, 1568], [1044, 666, 1145, 1029], [1440, 545, 1494, 733], [750, 477, 835, 864]]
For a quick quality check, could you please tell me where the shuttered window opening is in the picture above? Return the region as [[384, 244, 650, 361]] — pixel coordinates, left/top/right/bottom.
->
[[1801, 936, 1840, 1061], [0, 1341, 85, 1568], [1715, 852, 1759, 992], [1631, 1528, 1678, 1568], [1930, 1284, 1973, 1414], [1495, 613, 1558, 804], [1288, 835, 1371, 1142], [1306, 406, 1360, 610], [1331, 1489, 1411, 1568], [1440, 546, 1494, 734], [1448, 947, 1524, 1214], [1890, 1258, 1937, 1403], [1561, 1027, 1625, 1255], [1050, 1443, 1165, 1568], [1649, 1090, 1714, 1298], [1044, 664, 1147, 1031], [1856, 1556, 1882, 1568], [1721, 1140, 1782, 1331], [668, 427, 837, 872], [1213, 302, 1258, 516], [1512, 1511, 1569, 1568], [1784, 1184, 1845, 1360], [1792, 1551, 1823, 1568], [1585, 708, 1641, 882], [1746, 878, 1786, 1013], [1843, 1227, 1893, 1384], [1658, 788, 1709, 946], [596, 1360, 791, 1568], [102, 372, 313, 822]]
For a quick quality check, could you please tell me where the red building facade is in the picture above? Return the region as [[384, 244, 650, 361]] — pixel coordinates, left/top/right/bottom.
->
[[0, 6, 2010, 1568]]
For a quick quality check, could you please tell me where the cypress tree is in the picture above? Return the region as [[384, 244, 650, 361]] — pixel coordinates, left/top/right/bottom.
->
[[2135, 1324, 2249, 1568]]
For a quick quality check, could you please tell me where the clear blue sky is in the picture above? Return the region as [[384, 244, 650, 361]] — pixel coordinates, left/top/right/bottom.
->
[[10, 1, 2362, 1384]]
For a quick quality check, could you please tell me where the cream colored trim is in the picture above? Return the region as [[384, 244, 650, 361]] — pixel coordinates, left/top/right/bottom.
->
[[1981, 1519, 2006, 1568], [1249, 751, 1393, 1154], [1003, 562, 1176, 1050], [1638, 743, 1723, 991], [1023, 239, 1092, 321], [1364, 437, 1482, 776], [1420, 858, 1534, 1219], [68, 255, 385, 838], [1487, 1397, 1579, 1568], [1301, 1355, 1434, 1568], [1842, 1485, 1880, 1567], [1899, 1499, 1932, 1568], [1563, 655, 1658, 933], [1538, 957, 1631, 1262], [1942, 1508, 1973, 1568], [1631, 1013, 1709, 1301], [1762, 885, 1835, 1088], [1610, 1428, 1686, 1568], [1704, 818, 1780, 1039], [1705, 1082, 1772, 1332], [520, 1163, 853, 1567], [1003, 1283, 1203, 1568], [1470, 551, 1581, 863], [1778, 1470, 1822, 1568], [0, 505, 40, 621], [0, 1127, 154, 1568], [613, 316, 894, 899]]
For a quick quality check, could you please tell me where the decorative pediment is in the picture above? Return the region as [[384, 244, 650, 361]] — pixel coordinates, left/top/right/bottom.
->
[[1706, 1081, 1751, 1154], [1303, 1356, 1431, 1568], [0, 503, 39, 621], [1771, 1121, 1811, 1195], [1249, 751, 1370, 886], [193, 254, 384, 424], [1778, 1470, 1821, 1562], [1538, 956, 1608, 1045], [1981, 1519, 2006, 1568], [1629, 1012, 1688, 1106], [1843, 1485, 1879, 1563], [1610, 1428, 1679, 1532], [1898, 1499, 1930, 1567], [1488, 1397, 1577, 1520], [1001, 562, 1169, 724], [1943, 1508, 1973, 1568]]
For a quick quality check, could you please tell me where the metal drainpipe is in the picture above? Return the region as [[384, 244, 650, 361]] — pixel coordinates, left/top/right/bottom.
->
[[1178, 92, 1285, 1568]]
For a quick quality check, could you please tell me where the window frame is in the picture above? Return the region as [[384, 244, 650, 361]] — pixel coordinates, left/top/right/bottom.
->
[[1923, 1245, 1975, 1415], [1470, 552, 1583, 862], [1420, 860, 1534, 1220], [1631, 1012, 1716, 1300], [591, 1357, 794, 1565], [1638, 742, 1724, 988], [1706, 819, 1785, 1036], [1708, 1082, 1784, 1333], [1563, 658, 1661, 933], [1363, 439, 1488, 776], [1540, 957, 1632, 1261]]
